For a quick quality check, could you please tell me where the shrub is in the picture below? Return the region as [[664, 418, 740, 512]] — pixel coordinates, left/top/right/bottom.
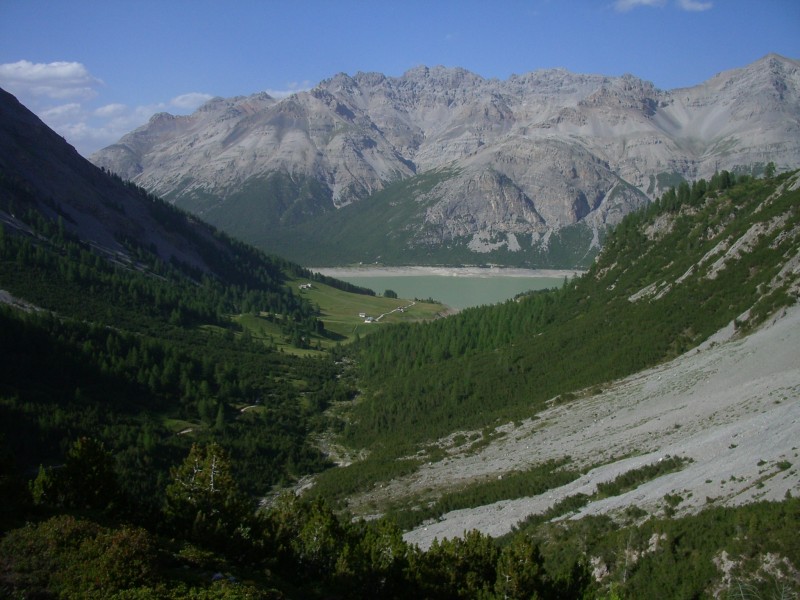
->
[[0, 515, 156, 598]]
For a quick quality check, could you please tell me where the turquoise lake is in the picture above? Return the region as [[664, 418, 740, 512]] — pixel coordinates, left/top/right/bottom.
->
[[314, 268, 578, 310]]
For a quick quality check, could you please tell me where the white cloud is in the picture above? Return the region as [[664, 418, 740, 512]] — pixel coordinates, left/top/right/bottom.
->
[[0, 59, 219, 156], [614, 0, 712, 11], [0, 60, 101, 101], [677, 0, 712, 10], [614, 0, 666, 12], [263, 80, 312, 99], [27, 96, 170, 156], [170, 92, 213, 110], [40, 102, 83, 120], [93, 103, 127, 118]]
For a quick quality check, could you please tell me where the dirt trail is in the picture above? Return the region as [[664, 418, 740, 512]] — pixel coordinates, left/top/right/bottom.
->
[[391, 305, 800, 549]]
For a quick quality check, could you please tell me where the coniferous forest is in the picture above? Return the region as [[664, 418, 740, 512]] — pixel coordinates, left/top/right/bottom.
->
[[1, 97, 799, 600]]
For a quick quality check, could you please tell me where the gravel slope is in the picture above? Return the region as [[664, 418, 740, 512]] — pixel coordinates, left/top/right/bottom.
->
[[397, 305, 800, 549]]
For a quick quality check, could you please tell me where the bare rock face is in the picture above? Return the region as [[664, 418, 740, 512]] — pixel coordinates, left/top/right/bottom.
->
[[91, 54, 800, 263]]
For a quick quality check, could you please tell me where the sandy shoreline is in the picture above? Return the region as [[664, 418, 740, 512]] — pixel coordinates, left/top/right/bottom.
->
[[312, 266, 584, 279]]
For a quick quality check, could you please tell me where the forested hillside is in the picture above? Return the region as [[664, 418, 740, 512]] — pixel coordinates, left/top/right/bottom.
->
[[332, 169, 799, 458], [0, 84, 370, 517], [0, 169, 359, 511], [246, 167, 601, 268]]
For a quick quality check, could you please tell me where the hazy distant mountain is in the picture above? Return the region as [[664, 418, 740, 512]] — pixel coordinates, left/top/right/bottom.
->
[[91, 54, 800, 267]]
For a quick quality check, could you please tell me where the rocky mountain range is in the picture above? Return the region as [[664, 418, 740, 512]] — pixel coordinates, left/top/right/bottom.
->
[[91, 54, 800, 266]]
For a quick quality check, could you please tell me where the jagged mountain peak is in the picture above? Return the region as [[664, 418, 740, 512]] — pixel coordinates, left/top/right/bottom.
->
[[196, 92, 278, 117], [401, 64, 483, 84], [730, 52, 798, 74], [148, 111, 179, 124]]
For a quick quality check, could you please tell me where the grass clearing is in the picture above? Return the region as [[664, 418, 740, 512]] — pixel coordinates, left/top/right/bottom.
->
[[233, 278, 444, 355], [162, 417, 203, 434]]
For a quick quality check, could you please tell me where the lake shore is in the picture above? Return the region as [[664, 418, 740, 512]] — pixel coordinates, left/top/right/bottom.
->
[[312, 266, 585, 279]]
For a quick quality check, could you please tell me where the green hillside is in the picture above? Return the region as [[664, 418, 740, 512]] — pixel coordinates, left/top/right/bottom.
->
[[171, 171, 336, 237], [234, 277, 443, 353], [0, 191, 333, 506], [0, 167, 448, 502], [314, 169, 800, 494]]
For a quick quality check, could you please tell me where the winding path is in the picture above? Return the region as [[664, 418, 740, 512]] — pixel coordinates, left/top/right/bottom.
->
[[374, 301, 416, 322]]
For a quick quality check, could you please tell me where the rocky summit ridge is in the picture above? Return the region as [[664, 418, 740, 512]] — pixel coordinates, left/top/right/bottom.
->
[[91, 54, 800, 265]]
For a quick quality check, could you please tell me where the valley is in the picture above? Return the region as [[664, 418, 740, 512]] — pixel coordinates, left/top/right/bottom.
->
[[1, 75, 799, 598]]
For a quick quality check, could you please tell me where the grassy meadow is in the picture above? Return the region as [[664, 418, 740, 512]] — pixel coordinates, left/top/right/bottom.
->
[[234, 277, 445, 354]]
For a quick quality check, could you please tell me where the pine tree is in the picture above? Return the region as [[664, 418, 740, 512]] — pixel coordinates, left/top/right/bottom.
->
[[494, 536, 547, 599], [30, 437, 119, 511], [163, 442, 251, 547], [214, 402, 225, 430]]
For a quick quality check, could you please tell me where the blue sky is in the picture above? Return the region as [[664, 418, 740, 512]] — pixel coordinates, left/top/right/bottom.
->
[[1, 0, 798, 156]]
